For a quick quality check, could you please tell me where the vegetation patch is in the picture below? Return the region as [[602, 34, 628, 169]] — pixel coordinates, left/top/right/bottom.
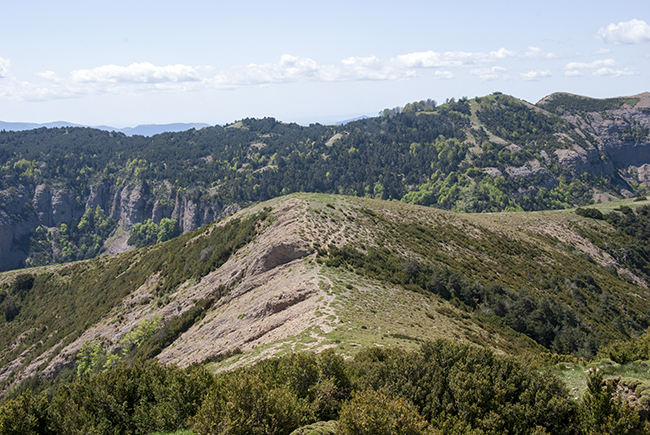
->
[[4, 341, 647, 434]]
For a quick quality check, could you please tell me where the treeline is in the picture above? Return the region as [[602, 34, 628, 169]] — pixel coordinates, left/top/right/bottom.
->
[[2, 340, 647, 435], [538, 93, 640, 115]]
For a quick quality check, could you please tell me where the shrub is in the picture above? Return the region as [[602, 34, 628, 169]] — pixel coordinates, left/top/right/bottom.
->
[[0, 391, 51, 435], [337, 389, 431, 435], [580, 369, 649, 434], [192, 372, 305, 435], [48, 361, 213, 435], [575, 207, 604, 220], [349, 340, 577, 434]]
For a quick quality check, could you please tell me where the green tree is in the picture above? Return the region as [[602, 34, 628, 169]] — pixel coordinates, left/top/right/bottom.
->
[[337, 389, 432, 435], [0, 391, 52, 435], [580, 368, 648, 434], [192, 372, 305, 435]]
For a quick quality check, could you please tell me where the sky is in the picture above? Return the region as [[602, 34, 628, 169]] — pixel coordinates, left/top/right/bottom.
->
[[0, 0, 648, 127]]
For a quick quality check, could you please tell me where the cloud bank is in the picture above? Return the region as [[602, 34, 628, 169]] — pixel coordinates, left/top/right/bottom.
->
[[71, 62, 201, 84], [0, 46, 585, 102], [520, 70, 552, 81]]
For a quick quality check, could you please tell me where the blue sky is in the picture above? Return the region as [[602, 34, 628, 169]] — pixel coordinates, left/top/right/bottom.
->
[[0, 0, 648, 127]]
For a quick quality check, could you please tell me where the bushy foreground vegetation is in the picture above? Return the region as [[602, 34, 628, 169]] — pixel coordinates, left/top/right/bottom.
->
[[2, 340, 648, 435]]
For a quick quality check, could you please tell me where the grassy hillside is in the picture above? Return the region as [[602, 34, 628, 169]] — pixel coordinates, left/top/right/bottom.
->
[[2, 193, 650, 388]]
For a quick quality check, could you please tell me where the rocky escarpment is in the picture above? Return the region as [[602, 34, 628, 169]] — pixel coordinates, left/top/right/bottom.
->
[[0, 180, 239, 271], [0, 188, 39, 271], [539, 92, 650, 189]]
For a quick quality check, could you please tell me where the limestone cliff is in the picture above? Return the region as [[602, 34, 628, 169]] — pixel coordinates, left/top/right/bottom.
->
[[539, 92, 650, 187], [0, 180, 238, 271]]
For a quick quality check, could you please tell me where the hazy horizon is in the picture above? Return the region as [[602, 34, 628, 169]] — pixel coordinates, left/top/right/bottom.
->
[[1, 0, 648, 127]]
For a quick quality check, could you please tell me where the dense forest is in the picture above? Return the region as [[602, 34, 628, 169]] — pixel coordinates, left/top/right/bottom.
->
[[0, 95, 610, 211]]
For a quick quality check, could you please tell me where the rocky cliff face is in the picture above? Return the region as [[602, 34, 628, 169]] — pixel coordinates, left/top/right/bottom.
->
[[544, 92, 650, 186], [0, 188, 39, 271], [0, 180, 238, 271]]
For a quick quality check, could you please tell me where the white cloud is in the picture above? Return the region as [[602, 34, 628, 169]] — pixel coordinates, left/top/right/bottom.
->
[[564, 70, 584, 77], [593, 67, 639, 77], [565, 59, 616, 69], [0, 77, 83, 102], [434, 70, 454, 79], [597, 19, 650, 44], [521, 47, 557, 59], [394, 51, 451, 68], [338, 55, 402, 81], [393, 49, 508, 69], [213, 47, 554, 87], [489, 48, 517, 59], [214, 54, 400, 85], [0, 45, 564, 101], [36, 71, 62, 83], [71, 62, 200, 84], [594, 48, 610, 54], [471, 66, 507, 81], [521, 70, 552, 81], [0, 57, 9, 78], [391, 47, 552, 69]]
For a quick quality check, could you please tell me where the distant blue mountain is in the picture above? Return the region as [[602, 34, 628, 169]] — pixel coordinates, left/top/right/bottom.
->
[[0, 121, 211, 137], [334, 115, 370, 125], [0, 121, 85, 131], [115, 123, 211, 136]]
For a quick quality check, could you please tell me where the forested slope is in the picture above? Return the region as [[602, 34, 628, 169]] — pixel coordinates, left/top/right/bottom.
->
[[0, 92, 649, 271]]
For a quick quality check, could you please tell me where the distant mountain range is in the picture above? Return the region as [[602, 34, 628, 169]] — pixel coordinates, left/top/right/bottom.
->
[[0, 121, 212, 137], [0, 115, 373, 136]]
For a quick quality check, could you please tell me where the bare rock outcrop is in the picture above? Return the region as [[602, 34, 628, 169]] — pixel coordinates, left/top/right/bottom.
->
[[32, 185, 53, 227], [117, 183, 148, 230], [1, 178, 240, 270], [246, 243, 311, 276]]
